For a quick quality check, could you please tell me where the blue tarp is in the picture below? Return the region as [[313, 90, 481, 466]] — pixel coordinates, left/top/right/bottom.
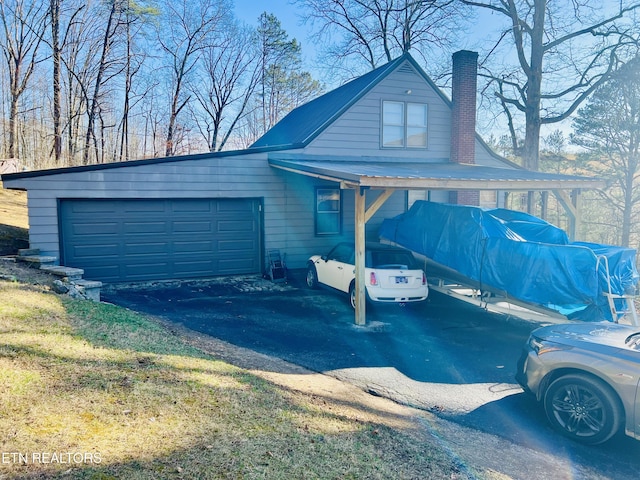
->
[[379, 201, 639, 321]]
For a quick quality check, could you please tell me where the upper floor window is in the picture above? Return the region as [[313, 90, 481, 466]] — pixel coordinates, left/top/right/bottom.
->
[[382, 101, 428, 148]]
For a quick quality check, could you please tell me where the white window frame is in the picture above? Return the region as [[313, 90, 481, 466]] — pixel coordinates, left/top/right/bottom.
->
[[382, 101, 428, 149], [315, 187, 342, 236]]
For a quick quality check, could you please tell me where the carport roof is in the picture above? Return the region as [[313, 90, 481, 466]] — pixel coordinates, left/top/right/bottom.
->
[[268, 155, 604, 191]]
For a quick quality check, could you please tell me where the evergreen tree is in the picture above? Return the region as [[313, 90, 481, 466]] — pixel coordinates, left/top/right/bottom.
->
[[572, 58, 640, 247], [255, 12, 323, 137]]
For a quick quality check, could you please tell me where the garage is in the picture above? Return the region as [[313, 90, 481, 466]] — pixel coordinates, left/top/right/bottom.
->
[[59, 198, 262, 282]]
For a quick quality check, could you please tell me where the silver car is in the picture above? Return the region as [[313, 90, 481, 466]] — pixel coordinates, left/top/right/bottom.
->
[[516, 322, 640, 444]]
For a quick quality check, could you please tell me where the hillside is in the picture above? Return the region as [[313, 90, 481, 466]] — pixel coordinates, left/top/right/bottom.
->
[[0, 188, 29, 255]]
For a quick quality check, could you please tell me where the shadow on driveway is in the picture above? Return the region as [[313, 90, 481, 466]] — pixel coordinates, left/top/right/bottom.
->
[[102, 269, 640, 479], [104, 270, 532, 385]]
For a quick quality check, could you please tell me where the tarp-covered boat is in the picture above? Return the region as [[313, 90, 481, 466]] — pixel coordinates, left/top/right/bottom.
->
[[379, 201, 639, 321]]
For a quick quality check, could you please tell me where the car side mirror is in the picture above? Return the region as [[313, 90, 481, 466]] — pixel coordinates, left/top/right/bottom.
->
[[321, 255, 328, 262]]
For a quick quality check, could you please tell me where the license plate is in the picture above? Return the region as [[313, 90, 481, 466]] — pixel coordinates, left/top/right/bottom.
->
[[395, 276, 408, 284]]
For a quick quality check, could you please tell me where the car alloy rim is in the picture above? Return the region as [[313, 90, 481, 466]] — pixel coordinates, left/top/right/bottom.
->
[[551, 384, 606, 437], [306, 269, 315, 286]]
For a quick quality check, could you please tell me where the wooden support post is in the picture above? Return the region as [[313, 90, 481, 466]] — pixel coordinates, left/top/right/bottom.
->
[[541, 191, 548, 220], [572, 189, 582, 240], [365, 189, 395, 223], [354, 187, 367, 326], [553, 189, 581, 241]]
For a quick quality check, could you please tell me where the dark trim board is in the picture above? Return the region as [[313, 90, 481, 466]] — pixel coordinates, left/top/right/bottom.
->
[[0, 145, 291, 182], [59, 198, 263, 282]]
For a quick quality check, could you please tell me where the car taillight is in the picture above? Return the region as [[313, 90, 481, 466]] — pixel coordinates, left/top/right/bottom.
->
[[422, 271, 426, 285], [370, 272, 378, 286]]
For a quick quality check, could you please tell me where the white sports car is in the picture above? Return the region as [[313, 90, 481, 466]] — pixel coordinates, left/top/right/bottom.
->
[[306, 242, 428, 308]]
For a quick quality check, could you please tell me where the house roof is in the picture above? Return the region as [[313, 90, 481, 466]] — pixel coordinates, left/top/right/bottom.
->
[[250, 53, 444, 149], [268, 154, 604, 191], [0, 146, 278, 182], [249, 52, 521, 170]]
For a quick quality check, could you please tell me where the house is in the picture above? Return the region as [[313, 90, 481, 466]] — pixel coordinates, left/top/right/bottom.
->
[[1, 51, 600, 320]]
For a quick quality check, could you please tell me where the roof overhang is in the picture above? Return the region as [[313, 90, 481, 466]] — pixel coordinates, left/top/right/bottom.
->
[[268, 155, 604, 191]]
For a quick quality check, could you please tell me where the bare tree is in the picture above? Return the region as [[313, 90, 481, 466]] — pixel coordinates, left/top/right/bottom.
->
[[0, 1, 323, 167], [50, 0, 62, 163], [190, 22, 261, 152], [157, 0, 230, 157], [116, 1, 157, 162], [139, 84, 164, 158], [59, 2, 98, 165], [0, 0, 48, 160], [82, 0, 129, 164], [118, 1, 134, 162], [572, 58, 640, 247], [296, 0, 468, 78], [463, 0, 640, 175]]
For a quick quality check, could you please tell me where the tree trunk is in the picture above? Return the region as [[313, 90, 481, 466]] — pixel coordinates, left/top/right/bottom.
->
[[523, 108, 542, 170], [521, 0, 546, 213], [120, 11, 131, 162], [51, 0, 62, 163], [83, 1, 117, 165], [8, 93, 19, 159], [622, 169, 634, 247], [165, 76, 183, 157]]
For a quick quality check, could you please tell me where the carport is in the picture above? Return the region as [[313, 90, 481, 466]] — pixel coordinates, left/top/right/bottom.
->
[[269, 155, 605, 325]]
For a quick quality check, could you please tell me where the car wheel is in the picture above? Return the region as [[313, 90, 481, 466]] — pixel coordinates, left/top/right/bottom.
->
[[306, 264, 319, 289], [349, 283, 356, 309], [543, 373, 623, 445], [349, 283, 372, 309]]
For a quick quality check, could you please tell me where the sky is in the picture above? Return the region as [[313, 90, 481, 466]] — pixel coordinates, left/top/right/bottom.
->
[[229, 0, 598, 143], [234, 0, 304, 33], [232, 0, 504, 84], [233, 0, 315, 58], [230, 0, 521, 137]]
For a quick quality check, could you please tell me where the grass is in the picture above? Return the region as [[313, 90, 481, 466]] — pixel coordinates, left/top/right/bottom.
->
[[0, 189, 28, 255], [0, 188, 473, 478], [0, 269, 470, 479], [0, 190, 27, 230]]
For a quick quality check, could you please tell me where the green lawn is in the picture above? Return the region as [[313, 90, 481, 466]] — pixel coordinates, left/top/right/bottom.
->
[[0, 268, 468, 479]]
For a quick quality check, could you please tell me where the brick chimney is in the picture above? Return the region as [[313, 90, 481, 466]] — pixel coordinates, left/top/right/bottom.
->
[[449, 50, 479, 206]]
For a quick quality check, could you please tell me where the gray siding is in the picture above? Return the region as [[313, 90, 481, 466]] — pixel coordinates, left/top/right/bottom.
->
[[11, 154, 280, 266], [266, 169, 406, 269], [10, 152, 410, 275], [305, 61, 452, 160], [474, 138, 509, 168], [304, 59, 509, 169]]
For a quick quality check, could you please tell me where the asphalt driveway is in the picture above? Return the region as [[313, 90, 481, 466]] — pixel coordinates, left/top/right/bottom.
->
[[102, 270, 640, 479]]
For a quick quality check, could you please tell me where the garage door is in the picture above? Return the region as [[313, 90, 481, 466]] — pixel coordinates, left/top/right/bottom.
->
[[60, 198, 262, 282]]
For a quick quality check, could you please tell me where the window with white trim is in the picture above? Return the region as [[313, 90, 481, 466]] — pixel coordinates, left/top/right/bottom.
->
[[315, 188, 342, 235], [382, 101, 428, 148]]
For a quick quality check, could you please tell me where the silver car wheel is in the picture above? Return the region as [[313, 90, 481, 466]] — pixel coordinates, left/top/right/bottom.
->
[[543, 373, 622, 445], [349, 283, 356, 309], [306, 264, 318, 289]]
